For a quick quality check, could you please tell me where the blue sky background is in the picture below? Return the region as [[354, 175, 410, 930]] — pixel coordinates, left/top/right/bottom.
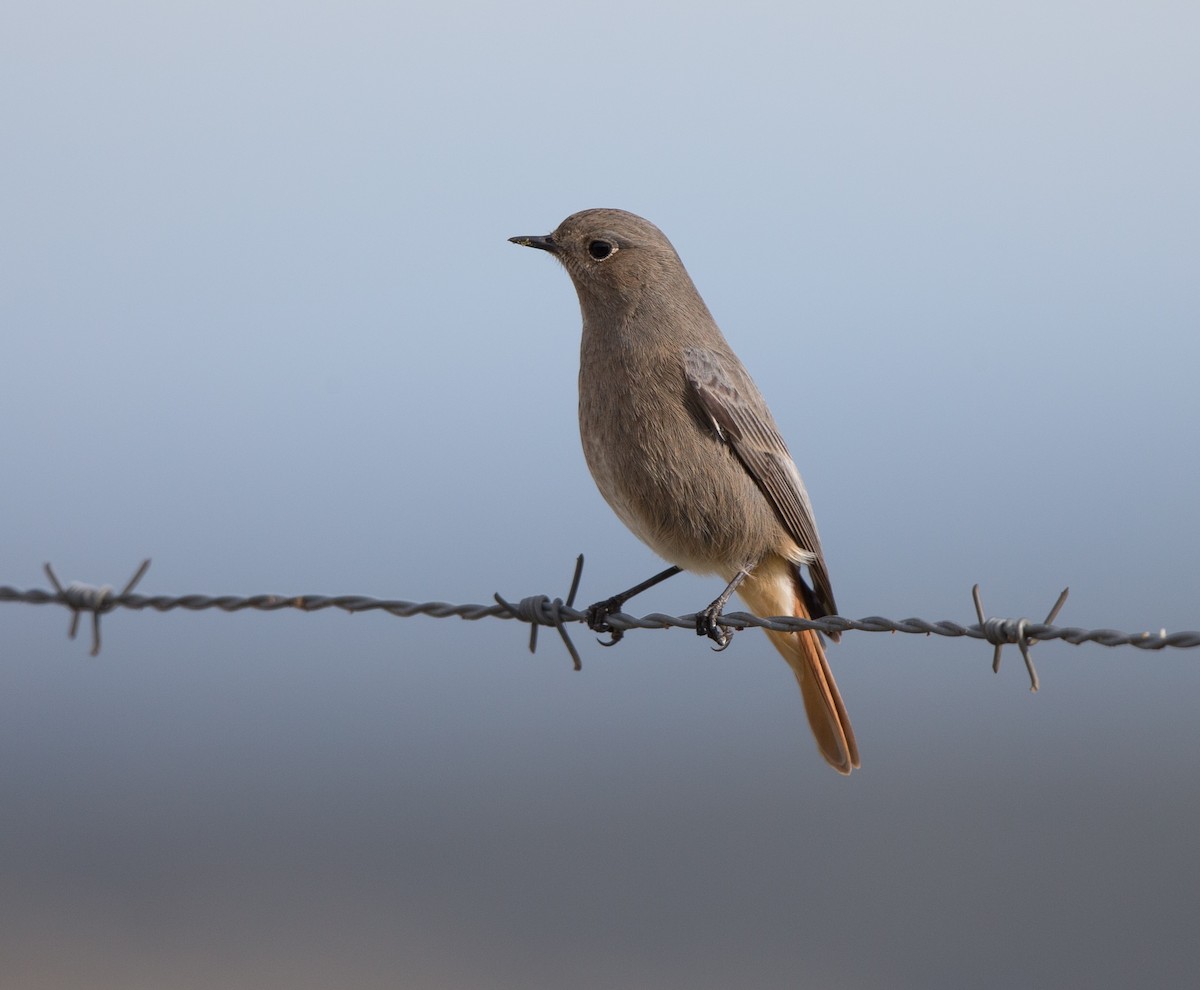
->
[[2, 3, 1199, 987]]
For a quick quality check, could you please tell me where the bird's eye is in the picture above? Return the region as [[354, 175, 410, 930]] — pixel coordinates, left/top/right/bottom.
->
[[588, 239, 616, 261]]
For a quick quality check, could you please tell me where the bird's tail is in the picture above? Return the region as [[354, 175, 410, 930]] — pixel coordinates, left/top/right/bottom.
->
[[737, 557, 860, 775]]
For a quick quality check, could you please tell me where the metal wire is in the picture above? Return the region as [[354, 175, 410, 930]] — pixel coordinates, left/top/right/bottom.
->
[[2, 558, 1197, 689]]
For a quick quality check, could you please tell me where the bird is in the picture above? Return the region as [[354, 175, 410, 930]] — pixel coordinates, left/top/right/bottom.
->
[[510, 209, 859, 774]]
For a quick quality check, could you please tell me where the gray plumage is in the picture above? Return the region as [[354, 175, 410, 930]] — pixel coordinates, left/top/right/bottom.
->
[[511, 208, 858, 773]]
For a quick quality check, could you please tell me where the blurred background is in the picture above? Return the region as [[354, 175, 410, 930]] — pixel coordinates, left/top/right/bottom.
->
[[2, 2, 1198, 987]]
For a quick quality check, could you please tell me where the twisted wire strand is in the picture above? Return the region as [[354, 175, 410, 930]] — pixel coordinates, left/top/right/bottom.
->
[[1, 559, 1197, 676]]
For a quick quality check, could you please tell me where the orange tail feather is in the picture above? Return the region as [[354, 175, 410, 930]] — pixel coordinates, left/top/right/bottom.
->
[[737, 560, 860, 774]]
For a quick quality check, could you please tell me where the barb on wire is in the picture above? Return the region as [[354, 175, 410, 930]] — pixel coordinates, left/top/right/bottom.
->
[[42, 558, 151, 656], [494, 554, 586, 670], [3, 559, 1199, 689], [971, 584, 1070, 692]]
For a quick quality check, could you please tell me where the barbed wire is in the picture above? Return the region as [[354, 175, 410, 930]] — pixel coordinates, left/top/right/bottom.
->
[[2, 557, 1198, 692]]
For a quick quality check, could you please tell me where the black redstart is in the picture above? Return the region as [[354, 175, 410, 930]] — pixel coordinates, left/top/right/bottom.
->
[[511, 209, 858, 774]]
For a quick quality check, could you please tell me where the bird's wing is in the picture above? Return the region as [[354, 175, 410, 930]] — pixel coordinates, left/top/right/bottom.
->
[[684, 346, 837, 617]]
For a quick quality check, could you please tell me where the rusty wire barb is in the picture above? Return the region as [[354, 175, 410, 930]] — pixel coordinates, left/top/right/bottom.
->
[[2, 558, 1199, 686]]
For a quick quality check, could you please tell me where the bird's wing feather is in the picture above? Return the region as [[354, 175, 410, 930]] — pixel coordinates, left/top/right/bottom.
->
[[684, 346, 837, 616]]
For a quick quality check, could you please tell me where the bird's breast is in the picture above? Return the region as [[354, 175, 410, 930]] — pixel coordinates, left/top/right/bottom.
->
[[577, 341, 784, 574]]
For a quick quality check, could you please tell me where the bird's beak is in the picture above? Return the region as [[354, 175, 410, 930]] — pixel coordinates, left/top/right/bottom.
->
[[508, 233, 558, 253]]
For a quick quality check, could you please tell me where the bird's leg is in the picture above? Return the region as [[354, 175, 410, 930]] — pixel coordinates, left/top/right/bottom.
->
[[586, 565, 683, 646], [696, 569, 750, 652]]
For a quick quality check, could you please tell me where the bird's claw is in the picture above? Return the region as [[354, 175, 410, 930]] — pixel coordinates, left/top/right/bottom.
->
[[696, 605, 735, 652], [586, 597, 626, 647]]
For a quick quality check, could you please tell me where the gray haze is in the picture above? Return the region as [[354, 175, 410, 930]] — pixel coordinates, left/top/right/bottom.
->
[[2, 2, 1199, 987]]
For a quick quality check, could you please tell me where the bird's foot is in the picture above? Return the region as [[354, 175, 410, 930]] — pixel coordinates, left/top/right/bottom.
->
[[585, 596, 627, 647], [696, 600, 735, 652]]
